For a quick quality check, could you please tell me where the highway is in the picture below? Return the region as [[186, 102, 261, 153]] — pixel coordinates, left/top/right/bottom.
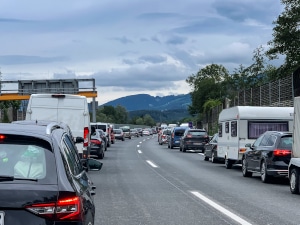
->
[[88, 135, 299, 225]]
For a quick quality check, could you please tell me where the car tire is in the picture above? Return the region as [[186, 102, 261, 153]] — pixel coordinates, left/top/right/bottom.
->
[[104, 144, 107, 151], [290, 168, 300, 194], [242, 157, 252, 177], [261, 161, 271, 183], [182, 146, 186, 152], [98, 149, 104, 159], [122, 138, 125, 141], [179, 145, 182, 151], [211, 151, 218, 163], [204, 156, 209, 161], [225, 158, 233, 169]]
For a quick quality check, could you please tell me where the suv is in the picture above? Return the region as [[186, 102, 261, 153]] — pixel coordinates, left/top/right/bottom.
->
[[168, 126, 188, 149], [120, 126, 131, 139], [0, 122, 102, 224], [180, 128, 209, 153], [114, 129, 125, 141]]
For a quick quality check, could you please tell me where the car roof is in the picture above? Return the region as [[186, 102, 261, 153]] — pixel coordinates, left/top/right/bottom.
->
[[0, 123, 57, 141], [263, 131, 292, 136]]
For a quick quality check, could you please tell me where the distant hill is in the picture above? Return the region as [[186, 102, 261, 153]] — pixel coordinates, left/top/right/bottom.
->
[[101, 94, 191, 111]]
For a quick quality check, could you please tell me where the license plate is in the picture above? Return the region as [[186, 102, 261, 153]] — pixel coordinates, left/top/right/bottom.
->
[[175, 141, 179, 143], [194, 143, 201, 145], [0, 211, 5, 225]]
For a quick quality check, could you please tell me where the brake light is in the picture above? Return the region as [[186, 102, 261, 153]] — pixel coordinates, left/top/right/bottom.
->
[[273, 149, 291, 156], [0, 135, 5, 140], [25, 196, 82, 221], [239, 148, 247, 153], [91, 139, 101, 145], [186, 134, 192, 138], [83, 127, 89, 147]]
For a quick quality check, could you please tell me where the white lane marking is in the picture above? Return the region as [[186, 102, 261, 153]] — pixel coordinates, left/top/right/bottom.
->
[[146, 160, 158, 168], [137, 150, 142, 154], [137, 145, 140, 148], [190, 191, 252, 225]]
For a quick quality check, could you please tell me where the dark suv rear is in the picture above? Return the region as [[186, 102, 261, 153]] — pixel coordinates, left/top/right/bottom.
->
[[180, 128, 209, 152], [0, 122, 102, 224]]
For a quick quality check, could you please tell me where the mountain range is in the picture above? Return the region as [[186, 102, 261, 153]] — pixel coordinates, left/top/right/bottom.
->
[[101, 93, 191, 111], [100, 93, 192, 123]]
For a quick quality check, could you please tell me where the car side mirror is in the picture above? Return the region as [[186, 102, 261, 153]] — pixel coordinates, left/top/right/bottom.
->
[[75, 137, 84, 143], [245, 143, 253, 149], [87, 158, 103, 171]]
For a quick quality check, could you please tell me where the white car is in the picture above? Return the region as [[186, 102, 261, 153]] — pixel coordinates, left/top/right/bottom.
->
[[142, 129, 150, 136]]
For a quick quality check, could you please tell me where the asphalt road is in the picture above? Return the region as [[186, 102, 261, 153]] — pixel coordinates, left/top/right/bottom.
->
[[88, 135, 300, 225]]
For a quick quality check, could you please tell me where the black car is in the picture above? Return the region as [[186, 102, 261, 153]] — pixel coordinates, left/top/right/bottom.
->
[[90, 130, 105, 159], [96, 129, 108, 151], [242, 131, 292, 183], [0, 122, 102, 224], [179, 128, 209, 152], [204, 133, 223, 163]]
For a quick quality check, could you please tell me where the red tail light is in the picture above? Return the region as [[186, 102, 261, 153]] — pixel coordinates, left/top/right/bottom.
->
[[0, 135, 5, 140], [186, 134, 192, 138], [91, 139, 101, 145], [83, 127, 89, 147], [273, 149, 291, 156], [25, 196, 82, 221]]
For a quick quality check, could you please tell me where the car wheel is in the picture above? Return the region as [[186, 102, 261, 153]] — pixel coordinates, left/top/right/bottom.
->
[[242, 157, 252, 177], [98, 149, 104, 159], [225, 158, 233, 169], [261, 161, 271, 183], [182, 146, 186, 152], [179, 145, 182, 151], [204, 156, 209, 161], [211, 151, 218, 163], [290, 168, 300, 194]]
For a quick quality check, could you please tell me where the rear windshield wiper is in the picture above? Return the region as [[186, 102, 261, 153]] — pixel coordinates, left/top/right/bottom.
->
[[0, 175, 38, 182]]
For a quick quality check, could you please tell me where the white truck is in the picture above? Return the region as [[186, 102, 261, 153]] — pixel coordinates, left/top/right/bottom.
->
[[217, 106, 294, 169], [289, 97, 300, 194], [25, 94, 91, 159]]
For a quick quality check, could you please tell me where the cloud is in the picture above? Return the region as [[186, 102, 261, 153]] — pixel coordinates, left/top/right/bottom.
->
[[0, 55, 68, 65]]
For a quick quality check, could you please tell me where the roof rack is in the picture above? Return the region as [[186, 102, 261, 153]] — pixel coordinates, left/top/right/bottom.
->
[[46, 122, 63, 135]]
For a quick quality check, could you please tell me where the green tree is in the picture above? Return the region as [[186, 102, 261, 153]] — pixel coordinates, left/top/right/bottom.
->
[[143, 114, 155, 126], [266, 0, 300, 76], [186, 64, 229, 114], [135, 117, 144, 125], [114, 105, 128, 123], [0, 100, 21, 123]]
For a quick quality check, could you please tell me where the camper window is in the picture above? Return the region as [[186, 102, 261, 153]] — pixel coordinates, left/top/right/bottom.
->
[[225, 122, 229, 133], [248, 121, 289, 139], [218, 124, 222, 137], [231, 121, 237, 137]]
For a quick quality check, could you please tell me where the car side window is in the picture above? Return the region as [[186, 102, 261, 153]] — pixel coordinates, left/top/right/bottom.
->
[[253, 134, 265, 147], [260, 134, 270, 146], [61, 134, 83, 175]]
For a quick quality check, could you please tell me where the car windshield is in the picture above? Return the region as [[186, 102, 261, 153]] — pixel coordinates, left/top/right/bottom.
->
[[174, 129, 186, 136], [189, 131, 207, 136], [278, 136, 293, 149]]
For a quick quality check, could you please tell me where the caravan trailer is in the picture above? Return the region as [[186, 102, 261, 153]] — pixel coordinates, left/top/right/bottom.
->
[[217, 106, 294, 169]]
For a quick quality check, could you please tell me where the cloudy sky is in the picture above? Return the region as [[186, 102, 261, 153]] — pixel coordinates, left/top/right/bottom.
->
[[0, 0, 284, 104]]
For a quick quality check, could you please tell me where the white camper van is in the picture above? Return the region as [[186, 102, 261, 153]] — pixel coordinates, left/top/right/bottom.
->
[[25, 94, 91, 159], [217, 106, 294, 169]]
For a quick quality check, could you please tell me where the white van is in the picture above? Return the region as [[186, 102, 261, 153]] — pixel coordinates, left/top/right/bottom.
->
[[217, 106, 294, 169], [25, 94, 91, 159]]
